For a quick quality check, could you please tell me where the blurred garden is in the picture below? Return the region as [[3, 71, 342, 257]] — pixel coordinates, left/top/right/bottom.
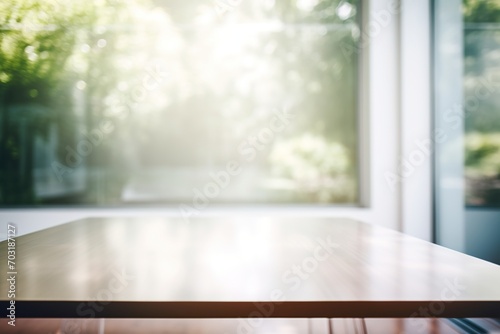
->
[[0, 0, 360, 205]]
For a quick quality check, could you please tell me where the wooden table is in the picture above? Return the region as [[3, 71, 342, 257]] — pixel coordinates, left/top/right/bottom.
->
[[1, 217, 499, 318]]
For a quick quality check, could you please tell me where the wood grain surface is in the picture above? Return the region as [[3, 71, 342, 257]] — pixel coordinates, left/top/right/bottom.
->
[[1, 217, 499, 318]]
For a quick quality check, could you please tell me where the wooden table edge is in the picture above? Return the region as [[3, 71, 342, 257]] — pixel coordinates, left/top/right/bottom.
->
[[4, 300, 500, 318]]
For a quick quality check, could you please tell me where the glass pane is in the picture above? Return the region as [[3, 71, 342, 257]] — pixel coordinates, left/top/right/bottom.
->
[[463, 0, 500, 207], [0, 0, 360, 206]]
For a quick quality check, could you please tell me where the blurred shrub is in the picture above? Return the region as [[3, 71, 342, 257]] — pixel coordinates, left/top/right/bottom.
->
[[465, 132, 500, 177], [269, 133, 354, 202]]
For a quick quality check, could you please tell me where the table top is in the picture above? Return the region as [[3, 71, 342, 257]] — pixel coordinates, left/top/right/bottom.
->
[[1, 217, 500, 318]]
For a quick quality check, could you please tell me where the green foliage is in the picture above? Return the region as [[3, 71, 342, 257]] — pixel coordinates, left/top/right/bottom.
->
[[463, 0, 500, 23], [0, 0, 131, 204], [465, 132, 500, 177], [1, 1, 91, 87]]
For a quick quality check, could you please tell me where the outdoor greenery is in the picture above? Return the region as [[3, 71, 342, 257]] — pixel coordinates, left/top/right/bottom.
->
[[463, 0, 500, 206], [1, 0, 360, 205], [269, 133, 353, 202], [463, 0, 500, 23], [466, 133, 500, 177]]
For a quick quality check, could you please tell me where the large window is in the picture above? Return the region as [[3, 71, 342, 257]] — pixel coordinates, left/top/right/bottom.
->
[[0, 0, 361, 206]]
